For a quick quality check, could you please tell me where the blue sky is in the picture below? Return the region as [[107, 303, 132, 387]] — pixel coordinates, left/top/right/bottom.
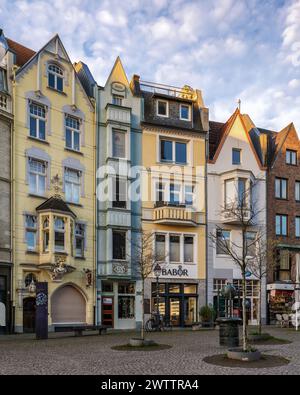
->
[[1, 0, 300, 131]]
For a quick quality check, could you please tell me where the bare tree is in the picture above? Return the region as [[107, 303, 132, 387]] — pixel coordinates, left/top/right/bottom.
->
[[210, 179, 265, 351], [131, 230, 166, 341], [248, 235, 278, 335]]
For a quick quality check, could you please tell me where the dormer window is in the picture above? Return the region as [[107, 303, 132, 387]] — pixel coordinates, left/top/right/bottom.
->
[[180, 104, 191, 121], [54, 217, 65, 252], [0, 68, 7, 92], [112, 95, 123, 106], [48, 64, 64, 92], [157, 100, 168, 117]]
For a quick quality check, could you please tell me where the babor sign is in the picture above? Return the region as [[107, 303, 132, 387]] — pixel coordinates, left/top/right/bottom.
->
[[161, 265, 189, 277]]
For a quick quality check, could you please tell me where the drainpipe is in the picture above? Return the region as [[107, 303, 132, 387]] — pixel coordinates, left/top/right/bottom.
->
[[95, 86, 100, 325]]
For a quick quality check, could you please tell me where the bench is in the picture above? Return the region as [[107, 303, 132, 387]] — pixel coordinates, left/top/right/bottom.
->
[[54, 325, 107, 337]]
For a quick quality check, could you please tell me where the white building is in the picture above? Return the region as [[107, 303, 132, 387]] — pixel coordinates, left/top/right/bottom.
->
[[207, 108, 267, 324]]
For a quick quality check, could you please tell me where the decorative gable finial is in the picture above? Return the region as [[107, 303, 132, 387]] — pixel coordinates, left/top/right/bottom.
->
[[51, 174, 63, 197], [237, 99, 241, 112]]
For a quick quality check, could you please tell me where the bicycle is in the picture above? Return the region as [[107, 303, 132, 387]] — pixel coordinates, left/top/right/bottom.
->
[[145, 313, 173, 332]]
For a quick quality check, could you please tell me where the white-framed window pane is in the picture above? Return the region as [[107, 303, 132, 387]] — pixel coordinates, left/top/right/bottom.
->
[[170, 235, 180, 262], [185, 185, 194, 205], [180, 105, 190, 120], [245, 232, 256, 257], [155, 234, 166, 261], [296, 217, 300, 238], [113, 95, 123, 106], [184, 236, 194, 262], [225, 179, 235, 207], [296, 182, 300, 201], [65, 169, 80, 203], [170, 184, 181, 205], [113, 130, 126, 158], [157, 100, 167, 116], [26, 231, 36, 250]]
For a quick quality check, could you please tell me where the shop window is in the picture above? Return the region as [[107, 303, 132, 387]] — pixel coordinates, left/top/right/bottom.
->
[[169, 284, 180, 293], [112, 231, 126, 260], [184, 284, 197, 294], [102, 281, 113, 293], [213, 279, 227, 293], [118, 283, 135, 319], [118, 283, 135, 294], [151, 283, 166, 295]]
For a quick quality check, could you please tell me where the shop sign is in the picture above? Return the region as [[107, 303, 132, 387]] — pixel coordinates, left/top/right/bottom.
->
[[161, 265, 188, 277]]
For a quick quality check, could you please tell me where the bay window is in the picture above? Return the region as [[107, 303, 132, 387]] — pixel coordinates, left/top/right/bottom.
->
[[54, 217, 65, 252], [42, 217, 50, 252]]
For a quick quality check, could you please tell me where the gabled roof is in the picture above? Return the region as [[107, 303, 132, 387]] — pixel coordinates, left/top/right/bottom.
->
[[36, 196, 76, 218], [268, 123, 298, 167], [7, 38, 36, 67], [209, 108, 265, 170], [105, 56, 129, 88]]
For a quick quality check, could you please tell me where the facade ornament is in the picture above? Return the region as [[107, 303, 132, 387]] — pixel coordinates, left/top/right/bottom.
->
[[112, 262, 128, 275], [51, 174, 63, 197], [50, 255, 75, 281], [28, 279, 36, 294], [83, 269, 92, 287]]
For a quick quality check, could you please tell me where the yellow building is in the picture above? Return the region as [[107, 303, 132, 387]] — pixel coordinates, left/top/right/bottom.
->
[[10, 35, 95, 332], [135, 79, 209, 327]]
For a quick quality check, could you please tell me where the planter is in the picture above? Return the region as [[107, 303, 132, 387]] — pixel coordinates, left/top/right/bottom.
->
[[227, 348, 261, 362], [248, 333, 271, 342], [129, 338, 156, 347]]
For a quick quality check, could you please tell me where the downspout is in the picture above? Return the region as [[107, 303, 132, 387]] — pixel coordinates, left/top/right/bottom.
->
[[95, 86, 100, 325], [205, 134, 209, 306]]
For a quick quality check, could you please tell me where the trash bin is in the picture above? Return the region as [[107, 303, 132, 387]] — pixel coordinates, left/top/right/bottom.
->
[[216, 317, 241, 347]]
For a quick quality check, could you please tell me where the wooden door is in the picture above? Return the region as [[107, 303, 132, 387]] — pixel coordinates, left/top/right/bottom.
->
[[23, 297, 36, 333], [102, 297, 114, 328]]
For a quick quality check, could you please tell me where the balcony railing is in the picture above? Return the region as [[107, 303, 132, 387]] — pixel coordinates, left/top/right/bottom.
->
[[153, 203, 200, 226], [0, 92, 11, 112], [140, 80, 196, 101], [106, 103, 131, 124]]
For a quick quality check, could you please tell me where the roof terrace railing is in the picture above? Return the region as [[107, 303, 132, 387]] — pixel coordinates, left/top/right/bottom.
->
[[140, 80, 195, 100]]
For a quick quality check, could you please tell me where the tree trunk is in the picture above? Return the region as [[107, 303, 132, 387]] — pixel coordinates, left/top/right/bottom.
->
[[258, 280, 262, 335], [242, 273, 248, 351], [141, 279, 145, 341]]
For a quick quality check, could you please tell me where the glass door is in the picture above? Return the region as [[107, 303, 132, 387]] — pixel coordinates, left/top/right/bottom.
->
[[184, 297, 197, 325], [169, 298, 181, 326]]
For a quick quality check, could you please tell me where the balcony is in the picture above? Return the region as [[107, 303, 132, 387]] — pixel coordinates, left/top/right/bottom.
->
[[0, 92, 11, 113], [153, 204, 200, 226], [221, 206, 253, 225], [140, 81, 196, 101], [106, 103, 131, 124]]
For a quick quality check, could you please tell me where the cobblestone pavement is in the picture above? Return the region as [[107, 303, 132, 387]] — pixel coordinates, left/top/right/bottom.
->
[[0, 327, 300, 375]]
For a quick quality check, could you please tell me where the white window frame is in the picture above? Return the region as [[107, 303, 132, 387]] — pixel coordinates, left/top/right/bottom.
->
[[156, 99, 169, 117], [25, 215, 37, 251], [112, 95, 123, 106], [54, 217, 66, 253], [65, 115, 81, 152], [180, 104, 191, 121], [160, 138, 188, 164], [65, 168, 81, 204], [112, 176, 128, 209], [286, 150, 297, 165], [28, 158, 47, 196], [112, 129, 127, 159], [29, 102, 46, 141], [75, 222, 85, 258], [48, 64, 64, 92]]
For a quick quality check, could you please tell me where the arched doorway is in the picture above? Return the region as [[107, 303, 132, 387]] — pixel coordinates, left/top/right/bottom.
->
[[51, 285, 86, 325], [23, 297, 36, 333]]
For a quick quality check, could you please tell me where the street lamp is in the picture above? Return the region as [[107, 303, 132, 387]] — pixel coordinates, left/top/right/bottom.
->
[[154, 263, 162, 318]]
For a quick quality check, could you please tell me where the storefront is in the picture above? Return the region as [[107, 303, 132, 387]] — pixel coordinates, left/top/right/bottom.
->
[[151, 282, 198, 327], [267, 283, 295, 324], [99, 280, 141, 330], [0, 265, 11, 334]]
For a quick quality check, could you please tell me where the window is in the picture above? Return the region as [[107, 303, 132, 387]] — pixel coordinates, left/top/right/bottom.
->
[[225, 179, 235, 208], [42, 217, 50, 252], [232, 148, 241, 165], [275, 178, 287, 199], [276, 214, 288, 236], [0, 68, 8, 92], [24, 273, 36, 288], [213, 279, 227, 293], [102, 281, 113, 293], [245, 232, 256, 257], [25, 215, 37, 251], [295, 182, 300, 202], [54, 217, 65, 252], [118, 282, 135, 319], [113, 177, 127, 208], [65, 168, 81, 204], [48, 64, 63, 92], [296, 217, 300, 238], [286, 150, 297, 165], [65, 115, 80, 151], [155, 182, 165, 204], [160, 140, 187, 164], [29, 103, 46, 140], [112, 130, 126, 158], [157, 100, 168, 117], [238, 178, 246, 207], [112, 95, 123, 106], [170, 184, 181, 205], [175, 142, 187, 164], [276, 250, 291, 281], [155, 234, 166, 261], [184, 185, 194, 206], [216, 230, 231, 255], [184, 236, 194, 263], [75, 223, 85, 257], [180, 104, 191, 121], [170, 235, 180, 262], [113, 231, 126, 260], [29, 159, 46, 195]]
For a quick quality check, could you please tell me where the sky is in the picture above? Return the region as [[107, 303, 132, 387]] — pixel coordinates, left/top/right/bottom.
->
[[0, 0, 299, 131]]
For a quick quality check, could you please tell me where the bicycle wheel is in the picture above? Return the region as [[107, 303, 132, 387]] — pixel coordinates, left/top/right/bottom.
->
[[145, 318, 154, 332]]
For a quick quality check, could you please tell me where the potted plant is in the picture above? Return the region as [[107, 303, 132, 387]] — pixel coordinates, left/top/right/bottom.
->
[[199, 305, 215, 328]]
